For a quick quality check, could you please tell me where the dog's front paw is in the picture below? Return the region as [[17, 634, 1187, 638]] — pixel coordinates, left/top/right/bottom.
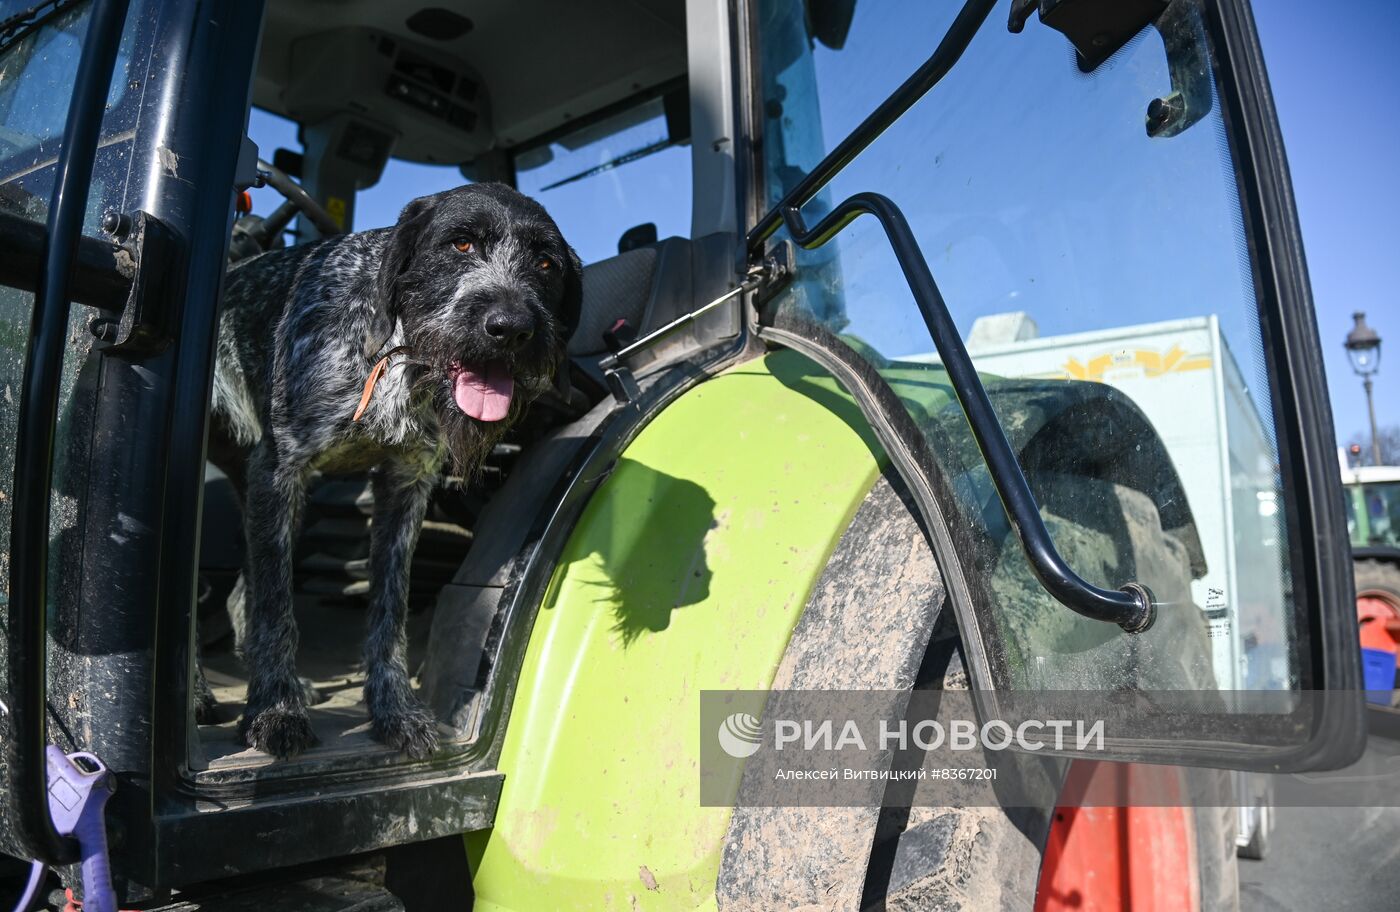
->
[[240, 705, 319, 759], [370, 706, 440, 759]]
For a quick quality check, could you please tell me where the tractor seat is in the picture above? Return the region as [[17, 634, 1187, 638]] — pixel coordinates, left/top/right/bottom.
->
[[567, 236, 695, 393]]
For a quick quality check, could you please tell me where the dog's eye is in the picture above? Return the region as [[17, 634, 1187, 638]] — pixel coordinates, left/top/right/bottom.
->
[[537, 258, 553, 271], [453, 239, 475, 254]]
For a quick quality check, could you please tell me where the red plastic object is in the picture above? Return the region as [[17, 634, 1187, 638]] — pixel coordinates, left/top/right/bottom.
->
[[1035, 761, 1198, 912], [1358, 594, 1400, 658], [61, 887, 136, 912]]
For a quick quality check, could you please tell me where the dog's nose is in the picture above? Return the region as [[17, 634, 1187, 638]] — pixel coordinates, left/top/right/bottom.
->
[[483, 306, 535, 351]]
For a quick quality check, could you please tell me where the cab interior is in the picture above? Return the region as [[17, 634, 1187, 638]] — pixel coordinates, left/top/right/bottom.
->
[[194, 0, 741, 778]]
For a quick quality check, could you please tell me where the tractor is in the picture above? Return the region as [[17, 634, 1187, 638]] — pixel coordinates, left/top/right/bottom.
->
[[0, 0, 1367, 908], [1343, 459, 1400, 707]]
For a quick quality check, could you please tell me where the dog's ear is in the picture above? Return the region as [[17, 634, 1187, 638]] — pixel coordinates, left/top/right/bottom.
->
[[366, 195, 437, 359], [550, 246, 583, 405], [559, 244, 584, 343]]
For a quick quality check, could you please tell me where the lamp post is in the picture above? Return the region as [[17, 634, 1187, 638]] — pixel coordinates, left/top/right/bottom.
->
[[1344, 311, 1383, 466]]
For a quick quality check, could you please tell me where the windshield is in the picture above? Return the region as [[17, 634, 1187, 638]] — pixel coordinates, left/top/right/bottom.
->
[[513, 91, 692, 264], [756, 0, 1301, 694], [1349, 482, 1400, 548]]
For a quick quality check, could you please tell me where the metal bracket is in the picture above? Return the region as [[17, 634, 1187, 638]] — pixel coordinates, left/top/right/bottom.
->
[[1009, 0, 1168, 72], [599, 260, 776, 404], [92, 210, 179, 355], [1144, 0, 1213, 138], [1007, 0, 1212, 137], [752, 239, 796, 309], [602, 364, 642, 404]]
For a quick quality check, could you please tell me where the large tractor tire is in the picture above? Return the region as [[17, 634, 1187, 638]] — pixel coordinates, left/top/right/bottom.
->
[[715, 473, 1240, 911], [716, 474, 1054, 910], [1355, 558, 1400, 694], [1356, 559, 1400, 613]]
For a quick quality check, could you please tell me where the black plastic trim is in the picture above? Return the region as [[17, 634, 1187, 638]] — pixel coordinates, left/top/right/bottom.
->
[[1353, 546, 1400, 565], [1205, 0, 1364, 764]]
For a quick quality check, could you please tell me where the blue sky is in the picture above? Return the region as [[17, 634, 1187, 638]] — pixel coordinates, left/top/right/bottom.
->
[[1253, 0, 1398, 448], [246, 1, 1396, 449]]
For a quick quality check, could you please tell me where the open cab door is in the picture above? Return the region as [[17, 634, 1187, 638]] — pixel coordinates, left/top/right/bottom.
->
[[744, 0, 1363, 771], [0, 0, 1368, 907]]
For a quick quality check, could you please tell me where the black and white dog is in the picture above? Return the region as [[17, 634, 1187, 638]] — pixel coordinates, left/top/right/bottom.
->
[[208, 183, 581, 759]]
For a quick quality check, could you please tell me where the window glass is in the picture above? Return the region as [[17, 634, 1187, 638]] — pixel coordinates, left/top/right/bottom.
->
[[1358, 482, 1400, 548], [356, 157, 464, 230], [0, 0, 137, 228], [757, 0, 1298, 693], [247, 93, 693, 260], [0, 2, 91, 149], [1344, 484, 1360, 545], [514, 95, 692, 264]]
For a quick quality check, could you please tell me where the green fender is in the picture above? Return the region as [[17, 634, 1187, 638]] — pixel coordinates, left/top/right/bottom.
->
[[468, 349, 942, 910], [466, 346, 1196, 908]]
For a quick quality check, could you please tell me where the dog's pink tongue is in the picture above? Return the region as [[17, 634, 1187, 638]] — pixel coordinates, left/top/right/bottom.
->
[[451, 362, 513, 421]]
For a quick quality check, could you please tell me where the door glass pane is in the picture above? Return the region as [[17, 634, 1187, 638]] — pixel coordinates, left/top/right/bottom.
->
[[0, 0, 147, 684], [756, 0, 1299, 692], [0, 0, 140, 230]]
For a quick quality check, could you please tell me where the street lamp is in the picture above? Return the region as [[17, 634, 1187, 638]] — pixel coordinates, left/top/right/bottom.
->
[[1344, 311, 1383, 466]]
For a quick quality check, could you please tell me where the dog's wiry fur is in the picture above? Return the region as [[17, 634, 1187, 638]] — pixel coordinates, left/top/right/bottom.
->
[[208, 183, 581, 759]]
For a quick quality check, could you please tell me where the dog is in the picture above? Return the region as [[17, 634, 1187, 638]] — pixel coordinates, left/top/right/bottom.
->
[[206, 183, 581, 759]]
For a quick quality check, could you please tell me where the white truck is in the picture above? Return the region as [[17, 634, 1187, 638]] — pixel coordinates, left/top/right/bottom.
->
[[915, 312, 1285, 857], [929, 312, 1289, 691]]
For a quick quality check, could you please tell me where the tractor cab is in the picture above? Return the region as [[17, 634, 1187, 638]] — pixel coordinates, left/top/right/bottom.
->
[[0, 0, 1373, 908], [1, 0, 754, 896], [196, 0, 736, 786]]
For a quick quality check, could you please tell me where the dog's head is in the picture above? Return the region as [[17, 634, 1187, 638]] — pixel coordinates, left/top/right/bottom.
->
[[367, 183, 582, 464]]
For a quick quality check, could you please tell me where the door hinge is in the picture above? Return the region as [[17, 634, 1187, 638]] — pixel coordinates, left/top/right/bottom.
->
[[91, 210, 179, 355]]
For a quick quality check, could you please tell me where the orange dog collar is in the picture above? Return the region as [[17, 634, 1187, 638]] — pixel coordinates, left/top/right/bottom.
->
[[352, 346, 412, 422]]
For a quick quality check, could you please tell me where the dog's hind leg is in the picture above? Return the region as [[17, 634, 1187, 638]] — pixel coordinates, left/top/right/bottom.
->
[[198, 418, 248, 723], [237, 440, 319, 758], [363, 458, 440, 758]]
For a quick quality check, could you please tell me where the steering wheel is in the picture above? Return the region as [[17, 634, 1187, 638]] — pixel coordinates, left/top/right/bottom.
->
[[229, 158, 341, 261]]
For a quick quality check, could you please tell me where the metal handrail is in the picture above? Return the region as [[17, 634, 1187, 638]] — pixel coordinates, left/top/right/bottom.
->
[[6, 0, 131, 865], [0, 210, 132, 310], [774, 195, 1154, 632]]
